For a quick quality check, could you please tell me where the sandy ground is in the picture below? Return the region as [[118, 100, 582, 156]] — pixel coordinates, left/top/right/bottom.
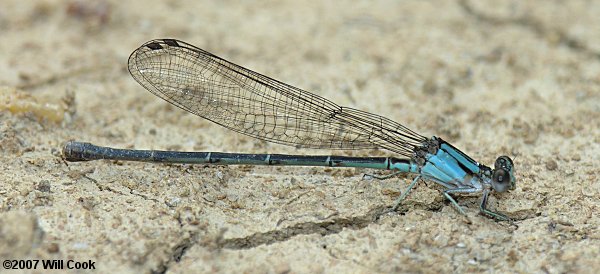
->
[[1, 0, 599, 273]]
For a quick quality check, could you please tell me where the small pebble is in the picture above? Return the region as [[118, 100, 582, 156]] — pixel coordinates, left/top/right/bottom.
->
[[35, 180, 51, 192], [47, 243, 60, 253], [545, 159, 558, 171]]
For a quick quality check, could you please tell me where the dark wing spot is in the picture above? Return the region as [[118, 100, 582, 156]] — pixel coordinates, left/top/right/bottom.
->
[[146, 42, 163, 50], [163, 39, 179, 47]]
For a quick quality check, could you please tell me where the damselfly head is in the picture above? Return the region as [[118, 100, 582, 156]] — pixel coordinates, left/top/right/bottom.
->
[[491, 155, 516, 192]]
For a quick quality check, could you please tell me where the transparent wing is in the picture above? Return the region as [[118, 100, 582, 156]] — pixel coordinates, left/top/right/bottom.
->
[[128, 39, 427, 156]]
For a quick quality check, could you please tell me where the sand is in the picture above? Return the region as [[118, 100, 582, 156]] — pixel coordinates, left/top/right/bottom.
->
[[0, 0, 598, 273]]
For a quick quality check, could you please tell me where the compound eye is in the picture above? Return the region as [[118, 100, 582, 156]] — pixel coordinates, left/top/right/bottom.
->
[[495, 155, 514, 171], [495, 156, 513, 170], [491, 169, 510, 192]]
